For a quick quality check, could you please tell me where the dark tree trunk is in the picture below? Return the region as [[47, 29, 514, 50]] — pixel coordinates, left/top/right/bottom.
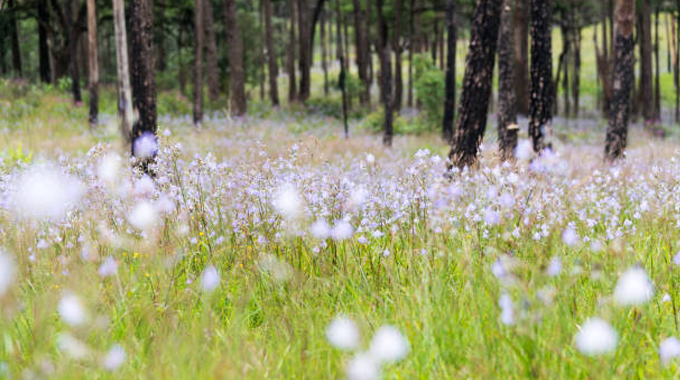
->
[[129, 0, 158, 164], [448, 0, 502, 168], [653, 3, 660, 120], [605, 0, 635, 160], [265, 0, 280, 105], [297, 0, 311, 101], [442, 0, 456, 142], [64, 0, 81, 103], [560, 24, 570, 117], [204, 0, 221, 102], [407, 0, 416, 108], [177, 29, 186, 94], [638, 0, 654, 123], [87, 0, 99, 127], [572, 26, 581, 118], [38, 0, 51, 83], [8, 0, 21, 78], [194, 0, 204, 126], [513, 0, 529, 115], [432, 16, 439, 64], [288, 0, 298, 103], [497, 0, 517, 160], [529, 0, 553, 153], [377, 0, 393, 147], [336, 0, 349, 138], [321, 9, 328, 95], [393, 0, 403, 111], [353, 0, 370, 105], [224, 0, 247, 115]]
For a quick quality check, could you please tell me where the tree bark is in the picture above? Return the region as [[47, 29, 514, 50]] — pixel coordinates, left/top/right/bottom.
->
[[8, 0, 21, 78], [653, 3, 660, 120], [442, 0, 456, 142], [86, 0, 98, 127], [204, 0, 221, 102], [224, 0, 247, 115], [297, 0, 311, 101], [377, 0, 393, 147], [572, 26, 581, 118], [64, 0, 81, 103], [321, 9, 328, 96], [38, 0, 51, 83], [288, 0, 298, 103], [448, 0, 502, 168], [265, 0, 280, 105], [129, 0, 158, 165], [497, 0, 517, 160], [112, 0, 134, 144], [513, 0, 529, 115], [407, 0, 415, 108], [529, 0, 553, 153], [638, 0, 654, 123], [393, 0, 403, 111], [353, 0, 370, 105], [605, 0, 634, 160], [194, 0, 204, 126], [336, 0, 349, 138]]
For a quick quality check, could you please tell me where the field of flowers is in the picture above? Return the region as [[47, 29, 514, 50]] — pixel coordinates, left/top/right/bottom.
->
[[2, 108, 680, 379]]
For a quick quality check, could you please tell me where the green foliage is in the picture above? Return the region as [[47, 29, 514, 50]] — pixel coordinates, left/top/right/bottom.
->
[[157, 91, 192, 116], [3, 143, 33, 166], [360, 110, 431, 135], [413, 54, 446, 130]]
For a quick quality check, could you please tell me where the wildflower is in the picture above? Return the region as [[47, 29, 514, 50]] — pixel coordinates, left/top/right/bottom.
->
[[331, 220, 354, 240], [132, 132, 158, 159], [310, 220, 330, 239], [56, 333, 89, 359], [102, 344, 126, 370], [659, 337, 680, 365], [614, 266, 654, 306], [575, 318, 618, 356], [0, 252, 15, 296], [98, 256, 118, 278], [546, 256, 562, 277], [273, 184, 303, 219], [346, 352, 380, 380], [369, 325, 409, 364], [326, 316, 360, 350], [201, 265, 220, 292], [499, 293, 515, 325], [58, 293, 87, 327], [97, 153, 122, 187], [515, 140, 533, 161], [127, 201, 159, 230]]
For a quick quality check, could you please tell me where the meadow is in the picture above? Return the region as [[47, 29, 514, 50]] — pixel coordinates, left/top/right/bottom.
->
[[0, 73, 680, 380]]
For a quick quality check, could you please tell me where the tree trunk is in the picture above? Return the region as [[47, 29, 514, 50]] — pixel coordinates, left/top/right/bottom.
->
[[432, 16, 439, 64], [497, 0, 517, 160], [297, 0, 311, 101], [86, 0, 99, 127], [8, 0, 21, 78], [204, 0, 221, 102], [638, 0, 654, 123], [38, 0, 51, 83], [178, 28, 186, 94], [353, 0, 370, 105], [194, 0, 204, 126], [572, 26, 581, 118], [605, 0, 634, 160], [561, 24, 570, 118], [336, 0, 349, 138], [513, 0, 529, 115], [377, 0, 393, 147], [224, 0, 247, 115], [112, 0, 134, 144], [288, 0, 298, 103], [129, 0, 158, 166], [407, 0, 415, 108], [393, 0, 403, 111], [259, 0, 266, 101], [265, 0, 280, 105], [321, 9, 328, 96], [448, 0, 502, 168], [529, 0, 553, 153], [653, 3, 660, 120], [442, 0, 456, 142], [64, 0, 81, 103]]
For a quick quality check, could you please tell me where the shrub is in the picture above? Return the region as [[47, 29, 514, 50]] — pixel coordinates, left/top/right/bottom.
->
[[413, 54, 445, 129]]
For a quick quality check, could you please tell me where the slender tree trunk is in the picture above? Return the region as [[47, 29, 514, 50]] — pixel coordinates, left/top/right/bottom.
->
[[529, 0, 553, 153], [224, 0, 247, 115], [65, 0, 81, 103], [204, 0, 221, 102], [38, 0, 51, 83], [448, 0, 502, 168], [377, 0, 393, 147], [393, 0, 403, 111], [654, 3, 660, 120], [129, 0, 158, 167], [336, 0, 349, 138], [178, 28, 187, 94], [343, 11, 352, 109], [561, 24, 570, 118], [194, 0, 204, 126], [432, 16, 439, 64], [298, 0, 311, 101], [265, 0, 280, 105], [353, 0, 370, 105], [112, 0, 134, 144], [321, 9, 328, 96], [512, 0, 529, 115], [442, 0, 456, 142], [407, 0, 415, 108], [86, 0, 99, 127], [288, 0, 298, 103], [8, 0, 21, 78], [605, 0, 634, 160], [638, 0, 654, 123], [0, 32, 6, 76], [572, 26, 581, 118], [259, 0, 266, 101], [497, 0, 517, 160]]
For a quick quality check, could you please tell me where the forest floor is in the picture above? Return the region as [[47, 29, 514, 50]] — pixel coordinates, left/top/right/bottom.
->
[[2, 82, 680, 379]]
